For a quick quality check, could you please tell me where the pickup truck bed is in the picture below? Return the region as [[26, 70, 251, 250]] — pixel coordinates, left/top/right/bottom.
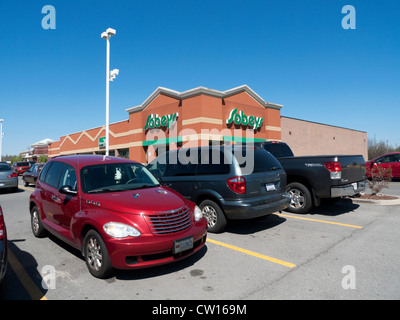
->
[[256, 142, 366, 213]]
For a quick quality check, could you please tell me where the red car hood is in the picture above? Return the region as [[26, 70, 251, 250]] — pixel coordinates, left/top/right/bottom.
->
[[83, 186, 188, 215]]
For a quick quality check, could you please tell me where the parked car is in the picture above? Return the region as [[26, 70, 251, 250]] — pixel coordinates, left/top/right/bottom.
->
[[29, 155, 207, 278], [22, 163, 45, 187], [255, 141, 367, 213], [147, 146, 291, 233], [12, 161, 31, 175], [0, 204, 7, 298], [0, 163, 18, 192], [366, 152, 400, 178]]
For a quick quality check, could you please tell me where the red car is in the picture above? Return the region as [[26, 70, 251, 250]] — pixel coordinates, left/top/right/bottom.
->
[[29, 155, 207, 278], [0, 204, 7, 298], [366, 152, 400, 178], [12, 161, 31, 175]]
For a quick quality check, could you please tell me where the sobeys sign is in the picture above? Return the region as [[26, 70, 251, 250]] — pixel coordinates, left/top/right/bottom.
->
[[226, 108, 263, 130], [144, 112, 179, 130]]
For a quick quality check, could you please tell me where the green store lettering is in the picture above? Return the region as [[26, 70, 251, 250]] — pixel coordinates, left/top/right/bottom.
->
[[144, 112, 179, 130], [226, 108, 263, 130]]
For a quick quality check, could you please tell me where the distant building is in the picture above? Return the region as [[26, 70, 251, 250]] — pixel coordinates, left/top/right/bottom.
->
[[20, 138, 54, 161]]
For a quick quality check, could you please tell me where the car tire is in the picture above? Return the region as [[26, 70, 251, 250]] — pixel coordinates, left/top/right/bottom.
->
[[23, 178, 29, 187], [0, 277, 6, 299], [285, 182, 313, 214], [199, 199, 227, 233], [83, 230, 112, 279], [30, 206, 47, 238]]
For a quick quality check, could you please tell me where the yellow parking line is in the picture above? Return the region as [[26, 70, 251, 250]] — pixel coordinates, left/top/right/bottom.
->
[[19, 186, 35, 192], [8, 249, 47, 300], [276, 213, 363, 229], [207, 238, 296, 268]]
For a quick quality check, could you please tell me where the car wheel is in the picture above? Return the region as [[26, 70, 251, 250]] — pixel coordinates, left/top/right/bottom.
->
[[199, 199, 227, 233], [30, 206, 47, 238], [286, 182, 313, 214], [83, 230, 112, 279], [0, 277, 6, 299], [23, 178, 29, 187]]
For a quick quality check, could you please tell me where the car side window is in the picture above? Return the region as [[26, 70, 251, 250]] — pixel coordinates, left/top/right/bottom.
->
[[44, 161, 65, 188], [197, 149, 230, 175], [59, 164, 77, 191], [377, 155, 395, 164], [164, 150, 197, 177], [39, 162, 52, 182]]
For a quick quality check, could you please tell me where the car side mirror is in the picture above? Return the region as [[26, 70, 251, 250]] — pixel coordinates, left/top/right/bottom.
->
[[59, 185, 77, 195]]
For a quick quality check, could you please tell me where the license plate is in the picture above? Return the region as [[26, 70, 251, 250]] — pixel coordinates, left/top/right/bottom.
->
[[173, 236, 193, 254], [266, 183, 276, 191]]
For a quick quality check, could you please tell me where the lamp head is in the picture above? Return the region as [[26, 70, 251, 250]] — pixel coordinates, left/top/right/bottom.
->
[[101, 28, 116, 39]]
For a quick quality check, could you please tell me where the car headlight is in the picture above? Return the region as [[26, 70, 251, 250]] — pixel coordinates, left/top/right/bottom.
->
[[103, 222, 141, 238], [194, 205, 203, 222]]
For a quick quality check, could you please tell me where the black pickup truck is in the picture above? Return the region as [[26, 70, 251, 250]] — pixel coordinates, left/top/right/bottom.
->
[[255, 141, 367, 213]]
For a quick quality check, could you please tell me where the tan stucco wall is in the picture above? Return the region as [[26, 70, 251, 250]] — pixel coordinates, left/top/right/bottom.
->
[[281, 116, 368, 161]]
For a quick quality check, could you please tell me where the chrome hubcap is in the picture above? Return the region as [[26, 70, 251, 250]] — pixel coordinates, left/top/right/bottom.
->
[[86, 237, 102, 271], [288, 189, 306, 209], [202, 205, 217, 228], [32, 210, 39, 233]]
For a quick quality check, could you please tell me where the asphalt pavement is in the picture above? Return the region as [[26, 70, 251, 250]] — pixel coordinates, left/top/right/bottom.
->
[[1, 178, 399, 300]]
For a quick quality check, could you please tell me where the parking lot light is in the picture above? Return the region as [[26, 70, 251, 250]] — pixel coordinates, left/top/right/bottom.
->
[[101, 28, 117, 156]]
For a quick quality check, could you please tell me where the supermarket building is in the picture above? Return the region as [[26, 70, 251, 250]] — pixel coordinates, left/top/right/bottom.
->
[[48, 85, 367, 162]]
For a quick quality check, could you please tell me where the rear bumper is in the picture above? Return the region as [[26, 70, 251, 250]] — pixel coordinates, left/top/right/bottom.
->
[[0, 178, 18, 189], [221, 193, 291, 220], [331, 180, 367, 198]]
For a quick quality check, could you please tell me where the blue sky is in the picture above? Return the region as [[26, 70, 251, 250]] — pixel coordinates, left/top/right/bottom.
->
[[1, 0, 399, 156]]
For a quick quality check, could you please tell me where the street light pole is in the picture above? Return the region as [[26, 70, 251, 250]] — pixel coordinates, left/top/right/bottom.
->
[[101, 28, 117, 156], [0, 119, 3, 162]]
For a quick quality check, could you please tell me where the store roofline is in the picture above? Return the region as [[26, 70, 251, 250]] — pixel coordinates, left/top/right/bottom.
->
[[125, 85, 283, 114]]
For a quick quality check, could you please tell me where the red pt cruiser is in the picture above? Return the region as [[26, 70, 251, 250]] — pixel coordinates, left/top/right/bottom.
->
[[29, 155, 207, 278]]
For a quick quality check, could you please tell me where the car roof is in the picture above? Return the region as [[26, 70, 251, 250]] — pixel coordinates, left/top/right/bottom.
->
[[49, 155, 137, 169], [374, 152, 400, 159]]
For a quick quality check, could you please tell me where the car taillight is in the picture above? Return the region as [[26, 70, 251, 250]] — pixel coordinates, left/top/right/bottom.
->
[[0, 207, 5, 240], [324, 161, 342, 179], [7, 172, 18, 178], [227, 176, 246, 194]]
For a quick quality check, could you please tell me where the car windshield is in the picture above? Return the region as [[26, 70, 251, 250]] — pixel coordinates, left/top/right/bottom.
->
[[17, 162, 30, 166], [81, 162, 160, 194]]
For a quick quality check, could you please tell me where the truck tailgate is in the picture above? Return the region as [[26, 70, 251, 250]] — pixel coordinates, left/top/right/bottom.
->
[[338, 155, 366, 183]]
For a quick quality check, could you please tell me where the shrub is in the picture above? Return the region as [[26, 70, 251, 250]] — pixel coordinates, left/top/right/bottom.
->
[[367, 165, 392, 195]]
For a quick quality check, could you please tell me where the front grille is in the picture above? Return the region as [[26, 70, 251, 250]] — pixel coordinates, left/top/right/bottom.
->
[[145, 206, 192, 235]]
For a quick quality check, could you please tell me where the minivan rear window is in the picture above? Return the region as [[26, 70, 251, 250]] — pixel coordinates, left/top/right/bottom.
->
[[236, 148, 282, 174]]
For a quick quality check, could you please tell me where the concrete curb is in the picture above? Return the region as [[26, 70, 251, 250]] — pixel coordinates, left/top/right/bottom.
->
[[351, 195, 400, 206]]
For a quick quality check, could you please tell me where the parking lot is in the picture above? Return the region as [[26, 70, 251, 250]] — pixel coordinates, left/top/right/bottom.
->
[[1, 178, 400, 300]]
